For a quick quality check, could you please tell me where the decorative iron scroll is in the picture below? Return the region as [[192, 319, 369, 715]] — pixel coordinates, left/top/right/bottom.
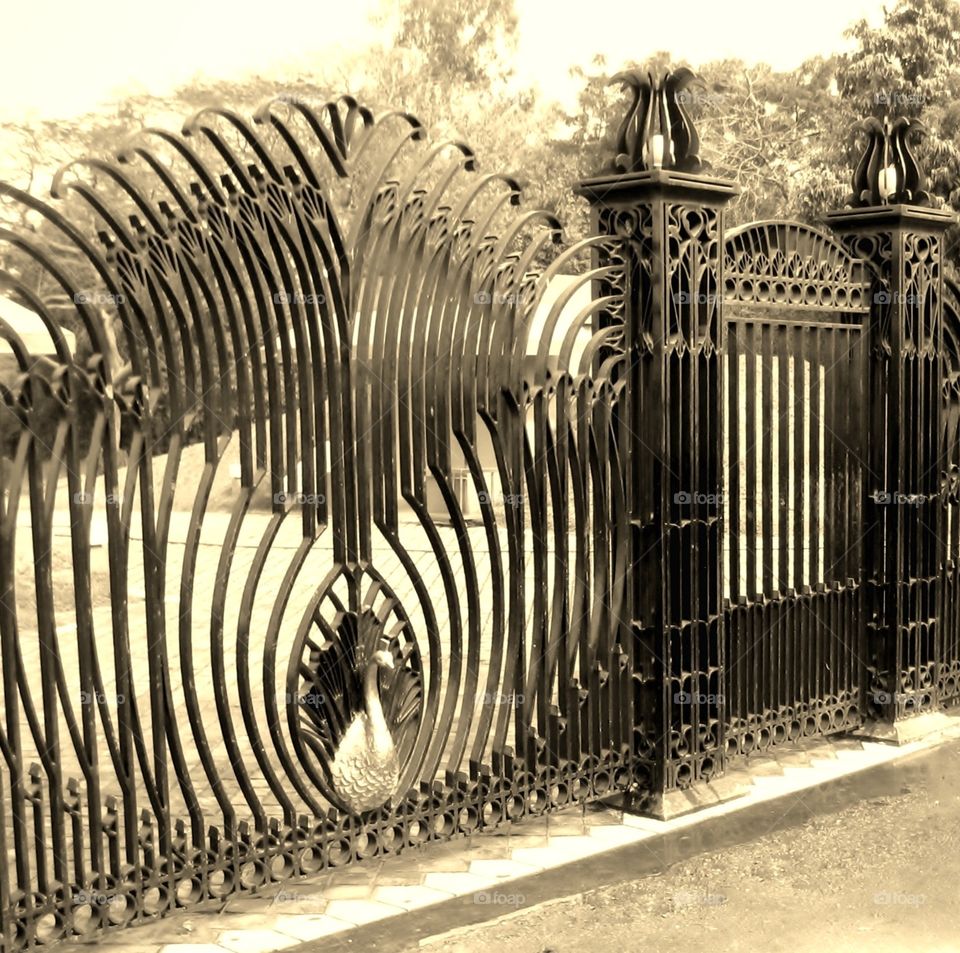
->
[[0, 94, 632, 947], [848, 116, 932, 208], [607, 68, 706, 175]]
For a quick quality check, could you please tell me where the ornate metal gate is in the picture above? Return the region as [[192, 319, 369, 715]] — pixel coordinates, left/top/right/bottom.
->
[[721, 222, 873, 755], [2, 66, 960, 952]]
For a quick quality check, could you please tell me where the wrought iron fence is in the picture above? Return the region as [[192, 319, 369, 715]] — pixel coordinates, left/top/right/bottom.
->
[[1, 69, 960, 950], [0, 94, 635, 949]]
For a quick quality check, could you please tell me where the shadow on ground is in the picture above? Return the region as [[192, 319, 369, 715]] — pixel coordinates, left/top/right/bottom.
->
[[311, 738, 960, 953]]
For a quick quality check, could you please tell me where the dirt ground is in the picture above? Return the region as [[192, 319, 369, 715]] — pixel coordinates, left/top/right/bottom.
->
[[411, 743, 960, 953]]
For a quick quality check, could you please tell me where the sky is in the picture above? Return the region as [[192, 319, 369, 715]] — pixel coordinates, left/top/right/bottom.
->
[[0, 0, 885, 121]]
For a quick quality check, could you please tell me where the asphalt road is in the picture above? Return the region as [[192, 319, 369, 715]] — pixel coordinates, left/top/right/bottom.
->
[[402, 740, 960, 953]]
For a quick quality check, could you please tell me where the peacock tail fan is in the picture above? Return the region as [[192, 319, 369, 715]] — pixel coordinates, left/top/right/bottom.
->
[[379, 621, 424, 764], [298, 581, 424, 771], [298, 610, 365, 764]]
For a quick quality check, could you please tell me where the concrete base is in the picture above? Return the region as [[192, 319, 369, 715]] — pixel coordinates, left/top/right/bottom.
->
[[854, 710, 956, 746], [732, 757, 783, 778], [612, 774, 752, 821]]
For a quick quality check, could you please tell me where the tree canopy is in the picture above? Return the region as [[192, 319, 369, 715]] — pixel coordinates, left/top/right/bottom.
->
[[5, 0, 960, 300]]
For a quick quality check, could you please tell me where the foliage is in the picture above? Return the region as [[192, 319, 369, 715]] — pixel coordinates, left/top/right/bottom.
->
[[5, 0, 960, 367], [391, 0, 518, 88]]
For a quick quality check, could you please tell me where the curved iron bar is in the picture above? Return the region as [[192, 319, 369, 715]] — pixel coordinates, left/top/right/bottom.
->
[[0, 92, 633, 948]]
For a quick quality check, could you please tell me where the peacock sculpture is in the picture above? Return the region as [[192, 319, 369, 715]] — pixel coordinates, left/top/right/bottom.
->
[[298, 591, 422, 814]]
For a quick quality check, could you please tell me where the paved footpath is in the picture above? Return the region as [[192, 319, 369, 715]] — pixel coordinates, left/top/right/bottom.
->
[[405, 737, 960, 953]]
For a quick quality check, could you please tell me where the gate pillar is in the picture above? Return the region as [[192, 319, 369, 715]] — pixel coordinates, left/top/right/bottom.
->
[[827, 117, 957, 738], [575, 69, 740, 816]]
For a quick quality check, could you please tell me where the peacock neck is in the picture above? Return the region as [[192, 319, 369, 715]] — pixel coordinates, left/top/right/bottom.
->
[[362, 660, 389, 738]]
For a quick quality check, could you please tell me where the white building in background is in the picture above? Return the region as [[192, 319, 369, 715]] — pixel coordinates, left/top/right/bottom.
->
[[0, 295, 76, 377]]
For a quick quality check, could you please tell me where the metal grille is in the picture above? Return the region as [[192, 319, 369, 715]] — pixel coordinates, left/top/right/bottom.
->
[[721, 223, 872, 757], [0, 96, 634, 949]]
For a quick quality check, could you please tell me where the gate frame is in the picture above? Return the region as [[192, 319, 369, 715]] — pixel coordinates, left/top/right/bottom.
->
[[720, 218, 874, 758], [827, 201, 957, 738]]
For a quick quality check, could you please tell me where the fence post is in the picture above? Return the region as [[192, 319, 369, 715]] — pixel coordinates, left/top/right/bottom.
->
[[827, 117, 957, 739], [575, 70, 741, 817]]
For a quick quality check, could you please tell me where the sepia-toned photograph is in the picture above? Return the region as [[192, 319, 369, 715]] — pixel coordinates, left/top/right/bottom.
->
[[1, 1, 959, 950]]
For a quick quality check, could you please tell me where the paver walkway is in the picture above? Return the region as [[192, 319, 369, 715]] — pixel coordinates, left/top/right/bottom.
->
[[46, 714, 960, 952]]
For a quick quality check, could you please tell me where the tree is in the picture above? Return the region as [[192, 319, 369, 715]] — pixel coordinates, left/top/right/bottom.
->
[[836, 0, 960, 268], [392, 0, 518, 88]]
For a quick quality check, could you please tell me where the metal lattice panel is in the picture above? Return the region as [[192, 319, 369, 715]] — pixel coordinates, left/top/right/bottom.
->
[[724, 221, 872, 313], [0, 95, 634, 948]]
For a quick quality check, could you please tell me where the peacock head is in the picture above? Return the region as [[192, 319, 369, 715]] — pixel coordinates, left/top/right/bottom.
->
[[362, 649, 396, 717]]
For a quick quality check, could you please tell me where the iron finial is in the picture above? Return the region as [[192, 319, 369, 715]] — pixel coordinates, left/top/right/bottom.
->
[[848, 115, 932, 208], [607, 67, 707, 175]]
